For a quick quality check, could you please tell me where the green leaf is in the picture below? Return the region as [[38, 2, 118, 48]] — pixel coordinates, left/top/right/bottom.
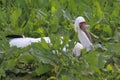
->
[[49, 16, 59, 33], [30, 43, 59, 64], [62, 75, 71, 80], [97, 54, 106, 68], [10, 8, 22, 26], [50, 35, 61, 50], [106, 64, 114, 72], [84, 52, 99, 72], [18, 53, 34, 64], [34, 64, 53, 76], [51, 6, 57, 14], [103, 24, 112, 36], [4, 59, 18, 70], [93, 1, 104, 18], [41, 38, 50, 50], [0, 68, 6, 78]]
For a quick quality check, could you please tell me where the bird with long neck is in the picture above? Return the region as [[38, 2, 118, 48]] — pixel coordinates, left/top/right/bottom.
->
[[73, 16, 93, 56]]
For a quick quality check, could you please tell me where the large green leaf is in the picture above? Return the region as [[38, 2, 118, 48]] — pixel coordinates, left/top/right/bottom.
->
[[30, 43, 59, 64], [18, 53, 35, 64], [10, 8, 22, 26], [34, 63, 53, 76], [3, 59, 18, 70], [84, 51, 99, 72]]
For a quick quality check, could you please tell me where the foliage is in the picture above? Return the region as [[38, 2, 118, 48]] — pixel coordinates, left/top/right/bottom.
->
[[0, 0, 120, 80]]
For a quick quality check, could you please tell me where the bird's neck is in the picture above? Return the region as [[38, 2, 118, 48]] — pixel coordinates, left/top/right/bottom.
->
[[78, 29, 92, 48]]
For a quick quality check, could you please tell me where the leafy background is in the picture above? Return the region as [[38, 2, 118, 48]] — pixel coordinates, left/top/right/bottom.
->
[[0, 0, 120, 80]]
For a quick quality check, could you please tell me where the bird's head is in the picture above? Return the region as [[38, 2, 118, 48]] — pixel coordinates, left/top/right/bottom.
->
[[74, 16, 86, 32], [74, 16, 92, 42]]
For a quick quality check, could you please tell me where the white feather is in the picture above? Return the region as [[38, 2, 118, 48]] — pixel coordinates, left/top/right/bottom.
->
[[73, 16, 93, 56], [73, 42, 83, 56], [10, 37, 50, 48]]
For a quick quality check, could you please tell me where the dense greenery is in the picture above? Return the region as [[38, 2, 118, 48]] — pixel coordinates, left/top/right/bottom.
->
[[0, 0, 120, 80]]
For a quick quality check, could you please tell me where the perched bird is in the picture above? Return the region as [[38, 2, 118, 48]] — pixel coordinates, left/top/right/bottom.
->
[[73, 16, 93, 56]]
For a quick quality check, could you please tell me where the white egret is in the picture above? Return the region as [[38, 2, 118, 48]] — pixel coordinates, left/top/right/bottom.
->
[[73, 16, 93, 56]]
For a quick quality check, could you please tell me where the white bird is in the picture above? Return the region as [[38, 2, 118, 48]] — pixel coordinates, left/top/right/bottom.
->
[[73, 16, 93, 56], [7, 16, 93, 57]]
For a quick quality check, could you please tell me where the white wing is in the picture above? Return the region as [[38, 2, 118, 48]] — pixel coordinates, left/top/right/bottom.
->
[[73, 42, 84, 56], [9, 37, 51, 48], [77, 29, 93, 52]]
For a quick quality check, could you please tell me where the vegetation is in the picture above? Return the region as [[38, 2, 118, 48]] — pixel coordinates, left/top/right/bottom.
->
[[0, 0, 120, 80]]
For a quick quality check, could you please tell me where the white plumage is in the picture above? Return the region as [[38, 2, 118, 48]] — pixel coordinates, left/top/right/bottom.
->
[[73, 42, 84, 56], [10, 37, 50, 48], [73, 16, 93, 56]]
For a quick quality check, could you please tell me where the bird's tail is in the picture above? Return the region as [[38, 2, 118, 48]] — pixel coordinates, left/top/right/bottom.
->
[[6, 35, 24, 39]]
